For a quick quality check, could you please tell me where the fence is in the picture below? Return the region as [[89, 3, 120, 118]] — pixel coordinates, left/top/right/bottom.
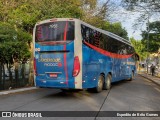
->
[[0, 61, 34, 90]]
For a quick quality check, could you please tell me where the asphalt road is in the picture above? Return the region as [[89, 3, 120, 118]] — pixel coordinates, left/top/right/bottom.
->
[[0, 75, 160, 120]]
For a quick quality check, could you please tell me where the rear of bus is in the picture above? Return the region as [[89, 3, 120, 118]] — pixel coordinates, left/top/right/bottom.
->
[[33, 18, 82, 89]]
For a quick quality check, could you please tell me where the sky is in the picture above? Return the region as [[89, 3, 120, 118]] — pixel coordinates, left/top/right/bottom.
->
[[113, 8, 143, 40], [104, 0, 143, 40], [106, 0, 160, 40], [99, 0, 160, 40]]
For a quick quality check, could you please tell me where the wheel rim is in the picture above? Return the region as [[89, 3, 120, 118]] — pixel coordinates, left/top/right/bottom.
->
[[98, 76, 103, 91], [106, 75, 111, 89], [132, 72, 134, 79], [107, 77, 110, 88]]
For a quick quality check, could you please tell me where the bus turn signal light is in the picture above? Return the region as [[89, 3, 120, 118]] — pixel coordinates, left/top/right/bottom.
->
[[73, 56, 80, 77]]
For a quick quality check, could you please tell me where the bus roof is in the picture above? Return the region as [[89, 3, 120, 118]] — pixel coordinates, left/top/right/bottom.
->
[[79, 20, 131, 46], [36, 18, 132, 46], [35, 18, 78, 25]]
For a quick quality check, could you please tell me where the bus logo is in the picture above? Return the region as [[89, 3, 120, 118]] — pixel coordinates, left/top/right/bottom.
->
[[38, 56, 61, 63], [44, 62, 62, 67]]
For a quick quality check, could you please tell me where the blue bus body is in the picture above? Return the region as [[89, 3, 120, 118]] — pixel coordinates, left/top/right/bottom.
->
[[33, 18, 137, 90]]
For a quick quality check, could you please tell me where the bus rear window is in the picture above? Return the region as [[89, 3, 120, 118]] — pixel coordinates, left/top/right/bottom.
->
[[35, 21, 74, 42]]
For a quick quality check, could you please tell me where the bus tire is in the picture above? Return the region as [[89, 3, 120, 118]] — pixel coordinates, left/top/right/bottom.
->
[[94, 75, 104, 93], [129, 71, 134, 81], [103, 74, 111, 90]]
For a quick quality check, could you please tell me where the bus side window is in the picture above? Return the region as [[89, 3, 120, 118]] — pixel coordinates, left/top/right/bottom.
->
[[86, 29, 90, 42], [102, 34, 108, 51], [89, 28, 94, 45], [99, 33, 104, 50], [93, 31, 100, 48], [109, 37, 119, 54], [81, 25, 89, 42]]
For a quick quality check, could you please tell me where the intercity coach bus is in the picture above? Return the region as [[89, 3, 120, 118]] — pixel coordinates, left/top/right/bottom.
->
[[33, 18, 137, 92]]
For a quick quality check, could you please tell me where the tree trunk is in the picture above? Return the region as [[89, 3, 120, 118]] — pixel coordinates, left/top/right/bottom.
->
[[7, 63, 13, 88], [14, 61, 19, 87], [29, 42, 34, 86], [2, 64, 5, 90], [21, 63, 26, 85], [0, 62, 2, 90]]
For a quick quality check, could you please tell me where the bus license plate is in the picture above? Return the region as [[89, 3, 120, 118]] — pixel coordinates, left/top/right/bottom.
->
[[50, 73, 57, 78]]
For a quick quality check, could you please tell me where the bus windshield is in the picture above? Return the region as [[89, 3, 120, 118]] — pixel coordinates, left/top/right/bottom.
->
[[35, 21, 75, 42]]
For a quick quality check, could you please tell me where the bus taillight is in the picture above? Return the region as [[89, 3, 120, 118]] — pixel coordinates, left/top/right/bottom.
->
[[34, 58, 37, 75], [73, 56, 80, 77]]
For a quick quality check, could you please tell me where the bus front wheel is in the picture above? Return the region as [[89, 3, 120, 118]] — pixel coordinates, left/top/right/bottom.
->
[[94, 75, 104, 93], [103, 74, 111, 90]]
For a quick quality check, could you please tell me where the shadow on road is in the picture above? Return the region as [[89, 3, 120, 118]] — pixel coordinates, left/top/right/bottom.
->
[[111, 79, 132, 88], [43, 88, 107, 100]]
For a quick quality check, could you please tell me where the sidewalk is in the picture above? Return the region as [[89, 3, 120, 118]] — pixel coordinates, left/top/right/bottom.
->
[[0, 87, 37, 95], [138, 72, 160, 86]]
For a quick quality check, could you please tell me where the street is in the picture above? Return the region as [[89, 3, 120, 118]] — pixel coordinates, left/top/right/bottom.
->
[[0, 75, 160, 120]]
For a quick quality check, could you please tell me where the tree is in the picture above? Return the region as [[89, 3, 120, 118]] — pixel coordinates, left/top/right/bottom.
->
[[9, 2, 41, 33], [0, 22, 31, 88], [121, 0, 160, 12], [141, 21, 160, 53], [0, 0, 112, 31], [121, 0, 160, 27], [121, 0, 160, 54], [0, 0, 18, 22], [81, 0, 110, 28], [0, 22, 17, 88], [130, 37, 148, 60], [102, 21, 128, 39]]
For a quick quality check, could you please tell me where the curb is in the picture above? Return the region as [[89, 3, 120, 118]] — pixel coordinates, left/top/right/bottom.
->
[[0, 87, 37, 95], [138, 74, 160, 86]]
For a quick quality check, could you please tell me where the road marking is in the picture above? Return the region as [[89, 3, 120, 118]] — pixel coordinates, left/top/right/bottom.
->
[[0, 87, 37, 95]]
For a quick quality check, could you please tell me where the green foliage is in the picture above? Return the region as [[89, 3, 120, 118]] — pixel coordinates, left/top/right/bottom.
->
[[149, 21, 160, 33], [37, 0, 84, 20], [0, 0, 18, 22], [17, 29, 32, 43], [130, 37, 148, 60], [0, 22, 17, 42], [141, 21, 160, 53], [102, 21, 128, 39], [0, 22, 31, 65], [0, 0, 116, 34], [8, 1, 41, 32], [53, 0, 83, 18]]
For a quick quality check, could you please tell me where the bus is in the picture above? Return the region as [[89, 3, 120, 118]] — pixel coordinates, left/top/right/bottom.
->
[[33, 18, 138, 92]]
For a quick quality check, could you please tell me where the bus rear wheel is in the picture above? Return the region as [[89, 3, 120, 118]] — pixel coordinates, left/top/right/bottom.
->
[[103, 74, 111, 90], [94, 75, 104, 93], [129, 71, 134, 81]]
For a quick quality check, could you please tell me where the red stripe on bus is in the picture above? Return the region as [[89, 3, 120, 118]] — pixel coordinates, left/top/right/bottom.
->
[[84, 41, 133, 59], [64, 21, 68, 85]]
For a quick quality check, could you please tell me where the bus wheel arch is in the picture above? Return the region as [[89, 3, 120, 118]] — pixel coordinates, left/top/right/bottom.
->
[[103, 73, 112, 90]]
